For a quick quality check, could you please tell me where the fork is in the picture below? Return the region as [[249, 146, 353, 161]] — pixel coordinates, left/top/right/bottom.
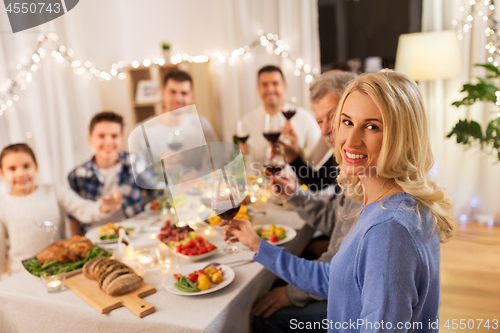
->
[[203, 259, 254, 270]]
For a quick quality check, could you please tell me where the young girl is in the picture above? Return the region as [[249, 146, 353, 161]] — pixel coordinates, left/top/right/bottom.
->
[[224, 71, 454, 332], [0, 143, 123, 276]]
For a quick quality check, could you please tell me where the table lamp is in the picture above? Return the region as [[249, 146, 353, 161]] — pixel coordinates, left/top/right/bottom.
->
[[395, 30, 462, 81]]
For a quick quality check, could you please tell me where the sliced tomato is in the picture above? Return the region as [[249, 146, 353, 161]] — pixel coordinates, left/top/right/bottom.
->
[[173, 273, 182, 280]]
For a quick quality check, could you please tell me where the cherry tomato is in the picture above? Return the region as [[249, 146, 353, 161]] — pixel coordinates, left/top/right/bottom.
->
[[188, 273, 198, 283], [270, 235, 279, 243], [186, 240, 196, 248], [195, 236, 204, 243], [173, 274, 181, 280]]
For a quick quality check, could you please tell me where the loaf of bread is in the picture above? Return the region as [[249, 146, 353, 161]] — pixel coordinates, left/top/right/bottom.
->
[[82, 257, 142, 296]]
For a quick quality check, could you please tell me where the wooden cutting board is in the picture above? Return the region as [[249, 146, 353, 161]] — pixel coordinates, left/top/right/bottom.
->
[[66, 273, 156, 318]]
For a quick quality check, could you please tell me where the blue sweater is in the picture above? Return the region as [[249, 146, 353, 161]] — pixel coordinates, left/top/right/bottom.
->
[[254, 192, 440, 332]]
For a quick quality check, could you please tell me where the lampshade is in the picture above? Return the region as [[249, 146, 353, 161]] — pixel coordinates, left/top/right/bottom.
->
[[395, 30, 462, 81]]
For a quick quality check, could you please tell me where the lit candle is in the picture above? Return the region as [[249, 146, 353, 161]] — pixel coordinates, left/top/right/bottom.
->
[[139, 255, 153, 265], [47, 280, 62, 289]]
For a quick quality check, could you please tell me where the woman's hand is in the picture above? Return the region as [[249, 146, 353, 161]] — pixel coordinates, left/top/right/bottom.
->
[[100, 190, 123, 213], [222, 219, 262, 253], [271, 174, 297, 200]]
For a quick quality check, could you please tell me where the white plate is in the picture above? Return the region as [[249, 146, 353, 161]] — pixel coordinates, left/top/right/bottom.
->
[[256, 224, 297, 246], [164, 263, 235, 296], [85, 222, 142, 244]]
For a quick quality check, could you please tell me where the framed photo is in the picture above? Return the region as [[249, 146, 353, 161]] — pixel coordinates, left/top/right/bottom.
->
[[135, 80, 160, 104]]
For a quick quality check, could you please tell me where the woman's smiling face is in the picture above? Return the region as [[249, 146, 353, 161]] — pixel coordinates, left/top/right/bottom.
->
[[337, 91, 384, 177]]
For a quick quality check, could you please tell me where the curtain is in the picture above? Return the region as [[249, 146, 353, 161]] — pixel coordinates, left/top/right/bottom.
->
[[421, 0, 500, 221], [0, 0, 320, 194], [0, 14, 102, 192]]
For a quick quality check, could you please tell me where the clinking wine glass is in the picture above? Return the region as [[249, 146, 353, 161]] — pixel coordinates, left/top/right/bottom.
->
[[236, 120, 250, 145], [281, 101, 296, 144], [212, 174, 244, 254], [263, 113, 282, 144]]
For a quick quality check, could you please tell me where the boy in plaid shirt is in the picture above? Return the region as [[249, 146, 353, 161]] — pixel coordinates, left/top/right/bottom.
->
[[68, 111, 156, 235]]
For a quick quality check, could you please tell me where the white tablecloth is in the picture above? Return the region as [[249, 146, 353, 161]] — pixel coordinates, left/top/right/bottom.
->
[[0, 205, 314, 333]]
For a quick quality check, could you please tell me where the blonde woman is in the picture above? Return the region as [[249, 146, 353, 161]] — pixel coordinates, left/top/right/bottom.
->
[[224, 71, 454, 332]]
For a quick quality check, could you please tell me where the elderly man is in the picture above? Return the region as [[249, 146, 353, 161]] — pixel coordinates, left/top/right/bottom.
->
[[252, 70, 361, 333]]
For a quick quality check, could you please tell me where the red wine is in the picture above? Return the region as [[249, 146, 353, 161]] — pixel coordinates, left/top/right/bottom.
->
[[214, 203, 241, 220], [264, 165, 284, 175], [282, 110, 296, 120], [238, 135, 249, 144], [263, 132, 281, 143], [168, 142, 183, 151]]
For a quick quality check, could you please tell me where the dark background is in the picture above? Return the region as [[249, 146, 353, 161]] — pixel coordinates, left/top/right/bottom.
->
[[318, 0, 422, 72]]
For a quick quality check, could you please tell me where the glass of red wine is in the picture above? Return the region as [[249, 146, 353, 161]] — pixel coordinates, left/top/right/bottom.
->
[[281, 106, 296, 144], [264, 145, 286, 202], [282, 107, 296, 121], [263, 114, 282, 144], [212, 174, 244, 254], [236, 120, 250, 145]]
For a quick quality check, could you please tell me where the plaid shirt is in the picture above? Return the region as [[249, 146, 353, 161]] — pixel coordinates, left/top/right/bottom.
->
[[68, 151, 157, 231]]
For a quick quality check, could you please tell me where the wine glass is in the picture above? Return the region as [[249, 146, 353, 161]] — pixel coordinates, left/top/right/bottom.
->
[[212, 174, 244, 254], [264, 145, 286, 202], [263, 114, 282, 144], [236, 120, 250, 145], [36, 221, 58, 243], [167, 130, 183, 151]]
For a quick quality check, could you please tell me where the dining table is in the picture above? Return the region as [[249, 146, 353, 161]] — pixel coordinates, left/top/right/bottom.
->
[[0, 202, 315, 333]]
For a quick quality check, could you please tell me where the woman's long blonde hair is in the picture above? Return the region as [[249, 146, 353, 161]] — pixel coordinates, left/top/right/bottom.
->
[[333, 70, 455, 243]]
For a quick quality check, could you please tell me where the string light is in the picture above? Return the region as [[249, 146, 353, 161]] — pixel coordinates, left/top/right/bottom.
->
[[0, 30, 319, 115], [454, 0, 500, 67]]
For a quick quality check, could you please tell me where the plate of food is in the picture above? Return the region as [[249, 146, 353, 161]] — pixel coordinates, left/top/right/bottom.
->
[[85, 222, 140, 244], [254, 224, 296, 246], [174, 237, 218, 261], [22, 236, 112, 278], [164, 263, 235, 296], [157, 220, 198, 248]]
